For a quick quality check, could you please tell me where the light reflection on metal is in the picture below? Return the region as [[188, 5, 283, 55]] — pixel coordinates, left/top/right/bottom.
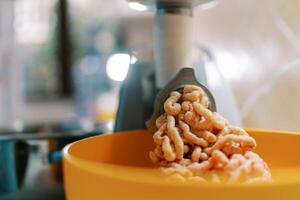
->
[[106, 53, 132, 82], [128, 2, 147, 11]]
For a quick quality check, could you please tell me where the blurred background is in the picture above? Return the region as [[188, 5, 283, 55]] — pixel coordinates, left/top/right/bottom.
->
[[1, 0, 300, 199]]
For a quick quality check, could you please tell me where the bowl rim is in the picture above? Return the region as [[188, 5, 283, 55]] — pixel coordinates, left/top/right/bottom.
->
[[63, 128, 300, 188]]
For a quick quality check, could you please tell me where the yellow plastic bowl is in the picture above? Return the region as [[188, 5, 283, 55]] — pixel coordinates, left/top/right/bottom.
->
[[63, 129, 300, 200]]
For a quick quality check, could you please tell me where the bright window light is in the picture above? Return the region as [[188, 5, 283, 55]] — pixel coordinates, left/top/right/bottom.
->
[[216, 52, 252, 81], [13, 0, 52, 44], [216, 52, 241, 80], [128, 2, 147, 11], [106, 54, 131, 82]]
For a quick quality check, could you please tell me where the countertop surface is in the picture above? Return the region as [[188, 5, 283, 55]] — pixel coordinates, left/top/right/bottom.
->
[[1, 185, 65, 200]]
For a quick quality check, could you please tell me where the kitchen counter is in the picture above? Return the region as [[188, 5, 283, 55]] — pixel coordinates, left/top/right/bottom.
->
[[1, 185, 65, 200]]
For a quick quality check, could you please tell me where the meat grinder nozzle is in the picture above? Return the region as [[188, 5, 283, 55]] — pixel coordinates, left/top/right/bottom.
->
[[146, 68, 216, 132]]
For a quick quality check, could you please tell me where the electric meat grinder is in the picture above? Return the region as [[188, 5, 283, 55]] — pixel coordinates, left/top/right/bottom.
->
[[115, 0, 220, 131]]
